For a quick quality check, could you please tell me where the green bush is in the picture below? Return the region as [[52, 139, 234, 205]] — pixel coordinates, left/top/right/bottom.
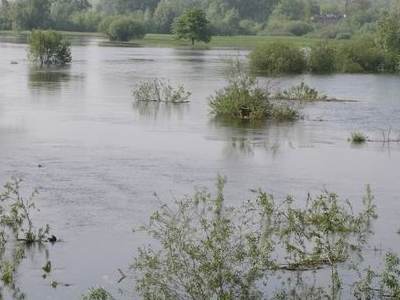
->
[[308, 43, 336, 73], [28, 30, 72, 66], [250, 42, 307, 75], [105, 17, 146, 41], [286, 21, 314, 36], [209, 60, 299, 122], [336, 39, 385, 73]]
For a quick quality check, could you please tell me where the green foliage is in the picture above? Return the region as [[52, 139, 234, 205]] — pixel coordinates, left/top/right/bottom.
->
[[209, 63, 272, 121], [0, 178, 53, 297], [249, 42, 307, 74], [173, 9, 212, 46], [28, 30, 72, 66], [309, 42, 336, 73], [82, 287, 114, 300], [105, 17, 146, 41], [377, 8, 400, 53], [14, 0, 52, 30], [275, 82, 327, 101], [354, 253, 400, 299], [350, 132, 367, 144], [335, 38, 386, 73], [133, 79, 191, 103], [209, 60, 300, 122], [134, 177, 377, 299], [286, 21, 314, 36]]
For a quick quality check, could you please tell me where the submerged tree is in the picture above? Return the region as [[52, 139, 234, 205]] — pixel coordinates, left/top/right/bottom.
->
[[28, 30, 72, 66], [173, 9, 212, 46]]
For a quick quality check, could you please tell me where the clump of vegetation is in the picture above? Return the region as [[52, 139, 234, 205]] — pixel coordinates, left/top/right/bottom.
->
[[250, 42, 307, 75], [134, 176, 377, 299], [104, 17, 146, 41], [350, 132, 368, 144], [354, 252, 400, 299], [133, 79, 191, 103], [82, 287, 114, 300], [275, 82, 327, 101], [308, 43, 336, 73], [173, 9, 212, 46], [0, 178, 54, 297], [209, 60, 299, 121], [28, 30, 72, 67]]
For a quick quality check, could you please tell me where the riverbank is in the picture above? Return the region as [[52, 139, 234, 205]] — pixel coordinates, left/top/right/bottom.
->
[[0, 30, 345, 49]]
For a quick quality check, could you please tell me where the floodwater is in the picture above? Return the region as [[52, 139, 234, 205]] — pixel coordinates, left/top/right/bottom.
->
[[0, 34, 400, 299]]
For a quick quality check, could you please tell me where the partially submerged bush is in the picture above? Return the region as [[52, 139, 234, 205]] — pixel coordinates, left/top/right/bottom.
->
[[134, 177, 377, 299], [133, 79, 191, 103], [209, 60, 299, 122], [275, 82, 327, 101], [105, 17, 146, 41], [308, 43, 336, 73], [350, 132, 367, 144], [0, 178, 54, 297], [28, 30, 72, 66], [249, 42, 307, 75], [335, 39, 386, 73]]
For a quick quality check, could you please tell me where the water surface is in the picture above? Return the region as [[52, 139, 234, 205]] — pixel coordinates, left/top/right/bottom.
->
[[0, 34, 400, 299]]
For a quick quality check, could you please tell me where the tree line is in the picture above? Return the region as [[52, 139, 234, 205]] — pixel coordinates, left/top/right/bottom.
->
[[1, 0, 399, 38]]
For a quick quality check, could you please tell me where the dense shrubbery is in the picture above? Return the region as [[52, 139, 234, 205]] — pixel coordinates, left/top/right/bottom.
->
[[308, 42, 336, 73], [250, 42, 307, 75], [28, 30, 71, 66], [103, 17, 146, 41], [250, 38, 400, 75], [209, 60, 299, 121]]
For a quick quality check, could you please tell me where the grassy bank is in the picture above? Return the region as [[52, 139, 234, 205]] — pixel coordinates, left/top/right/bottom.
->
[[1, 30, 346, 49], [139, 34, 346, 49]]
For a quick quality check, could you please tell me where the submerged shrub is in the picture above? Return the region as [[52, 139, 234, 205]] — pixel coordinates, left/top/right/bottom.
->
[[275, 82, 327, 101], [28, 30, 72, 66], [209, 60, 298, 121], [249, 42, 307, 75], [0, 178, 54, 297], [350, 132, 367, 144], [308, 43, 337, 73], [134, 177, 377, 299], [336, 39, 386, 73], [133, 79, 191, 103], [105, 17, 146, 41]]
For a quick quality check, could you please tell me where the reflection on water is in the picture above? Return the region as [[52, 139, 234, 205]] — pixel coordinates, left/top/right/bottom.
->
[[132, 101, 189, 120]]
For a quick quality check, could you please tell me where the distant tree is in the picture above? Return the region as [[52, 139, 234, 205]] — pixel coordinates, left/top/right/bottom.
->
[[28, 30, 72, 66], [377, 8, 400, 53], [0, 0, 12, 30], [14, 0, 52, 29], [173, 9, 212, 46]]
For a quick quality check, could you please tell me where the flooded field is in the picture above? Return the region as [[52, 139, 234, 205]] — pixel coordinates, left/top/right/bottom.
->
[[1, 34, 400, 299]]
